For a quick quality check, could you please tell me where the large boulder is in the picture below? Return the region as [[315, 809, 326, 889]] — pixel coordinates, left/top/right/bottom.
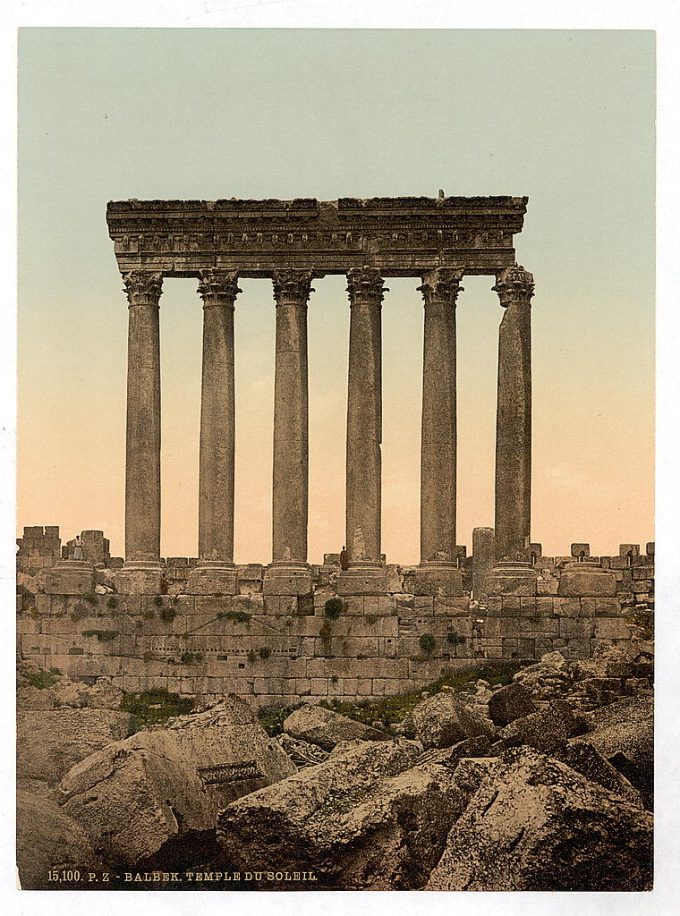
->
[[217, 739, 465, 889], [497, 700, 586, 754], [487, 683, 536, 727], [17, 786, 100, 890], [426, 748, 653, 891], [573, 695, 653, 809], [404, 692, 496, 750], [60, 697, 295, 865], [512, 651, 573, 701], [277, 732, 329, 768], [283, 704, 389, 750], [18, 708, 133, 785]]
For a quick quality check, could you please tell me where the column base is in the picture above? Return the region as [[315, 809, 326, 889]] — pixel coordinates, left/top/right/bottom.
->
[[185, 561, 239, 596], [413, 562, 464, 597], [263, 561, 313, 597], [336, 561, 388, 596], [558, 560, 617, 597], [44, 560, 95, 596], [485, 560, 538, 597], [115, 560, 163, 595]]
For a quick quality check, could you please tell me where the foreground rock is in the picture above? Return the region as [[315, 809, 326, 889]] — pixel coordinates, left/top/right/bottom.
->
[[17, 786, 100, 890], [497, 700, 586, 753], [573, 695, 653, 808], [404, 692, 496, 749], [218, 739, 464, 889], [283, 704, 389, 750], [18, 708, 132, 785], [60, 697, 295, 865], [487, 683, 536, 727], [427, 748, 652, 891], [277, 732, 329, 768]]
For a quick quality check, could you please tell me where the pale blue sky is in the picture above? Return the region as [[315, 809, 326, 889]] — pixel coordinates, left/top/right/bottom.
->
[[17, 29, 654, 561]]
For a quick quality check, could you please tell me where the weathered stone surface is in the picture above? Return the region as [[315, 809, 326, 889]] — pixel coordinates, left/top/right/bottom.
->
[[18, 708, 133, 785], [283, 704, 389, 750], [487, 682, 536, 727], [405, 692, 496, 750], [573, 695, 653, 809], [550, 742, 641, 804], [17, 786, 99, 889], [276, 732, 329, 768], [426, 748, 653, 891], [60, 698, 295, 864], [498, 700, 586, 753], [218, 739, 464, 889]]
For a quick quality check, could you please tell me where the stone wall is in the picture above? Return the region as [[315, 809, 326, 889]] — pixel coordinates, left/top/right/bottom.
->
[[16, 529, 654, 709]]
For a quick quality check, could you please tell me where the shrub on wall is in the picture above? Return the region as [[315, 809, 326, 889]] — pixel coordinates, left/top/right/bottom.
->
[[258, 646, 272, 660], [324, 597, 343, 620], [160, 605, 176, 622], [106, 596, 119, 610], [419, 633, 436, 656]]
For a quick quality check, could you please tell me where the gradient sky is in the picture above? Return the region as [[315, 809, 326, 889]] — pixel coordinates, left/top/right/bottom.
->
[[17, 28, 655, 563]]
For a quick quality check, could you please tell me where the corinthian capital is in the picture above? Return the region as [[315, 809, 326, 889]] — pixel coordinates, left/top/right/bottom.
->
[[346, 266, 387, 305], [197, 269, 241, 307], [123, 270, 163, 307], [418, 268, 464, 306], [493, 264, 534, 308], [272, 270, 314, 307]]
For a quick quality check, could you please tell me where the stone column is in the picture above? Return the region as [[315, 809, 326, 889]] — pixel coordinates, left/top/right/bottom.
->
[[337, 266, 387, 596], [119, 270, 163, 594], [187, 269, 241, 596], [493, 264, 535, 579], [263, 270, 314, 597], [415, 268, 464, 597]]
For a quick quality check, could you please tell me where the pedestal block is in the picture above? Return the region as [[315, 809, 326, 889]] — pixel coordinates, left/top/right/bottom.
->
[[336, 562, 387, 596], [557, 560, 617, 598], [472, 527, 496, 600], [263, 561, 313, 597], [185, 561, 239, 596], [44, 560, 95, 596], [413, 562, 464, 597], [115, 560, 163, 595], [485, 560, 538, 597]]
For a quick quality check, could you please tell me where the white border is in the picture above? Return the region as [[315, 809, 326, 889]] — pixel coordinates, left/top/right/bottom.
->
[[1, 4, 678, 916]]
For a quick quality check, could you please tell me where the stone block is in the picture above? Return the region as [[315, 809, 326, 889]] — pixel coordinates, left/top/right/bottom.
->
[[594, 597, 622, 616], [558, 568, 617, 598], [433, 596, 469, 617], [619, 544, 640, 558], [485, 563, 538, 597], [413, 564, 464, 597], [336, 565, 387, 596], [570, 543, 591, 559], [263, 563, 313, 597], [534, 597, 555, 617], [594, 618, 632, 640], [44, 561, 95, 596], [646, 542, 655, 557], [115, 565, 162, 595], [185, 563, 239, 596]]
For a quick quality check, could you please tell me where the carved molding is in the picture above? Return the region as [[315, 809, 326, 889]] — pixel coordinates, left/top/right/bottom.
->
[[346, 266, 387, 305], [272, 269, 314, 307], [493, 264, 534, 307], [418, 268, 465, 307], [122, 270, 163, 307], [197, 269, 241, 307]]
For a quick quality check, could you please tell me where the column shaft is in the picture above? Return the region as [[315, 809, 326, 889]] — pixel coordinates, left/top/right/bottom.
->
[[345, 267, 385, 563], [419, 269, 463, 563], [494, 265, 534, 560], [197, 270, 240, 562], [271, 271, 313, 562], [124, 271, 163, 562]]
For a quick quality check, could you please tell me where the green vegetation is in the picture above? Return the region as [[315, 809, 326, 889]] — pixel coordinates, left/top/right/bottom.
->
[[153, 596, 164, 607], [142, 609, 155, 621], [82, 629, 119, 642], [262, 662, 520, 734], [106, 596, 119, 610], [83, 592, 98, 605], [258, 701, 303, 736], [324, 597, 343, 620], [179, 651, 203, 665], [217, 610, 251, 624], [258, 646, 272, 660], [121, 688, 194, 734], [160, 605, 176, 622], [446, 632, 464, 647], [419, 633, 436, 656], [23, 667, 62, 690], [247, 649, 256, 663]]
